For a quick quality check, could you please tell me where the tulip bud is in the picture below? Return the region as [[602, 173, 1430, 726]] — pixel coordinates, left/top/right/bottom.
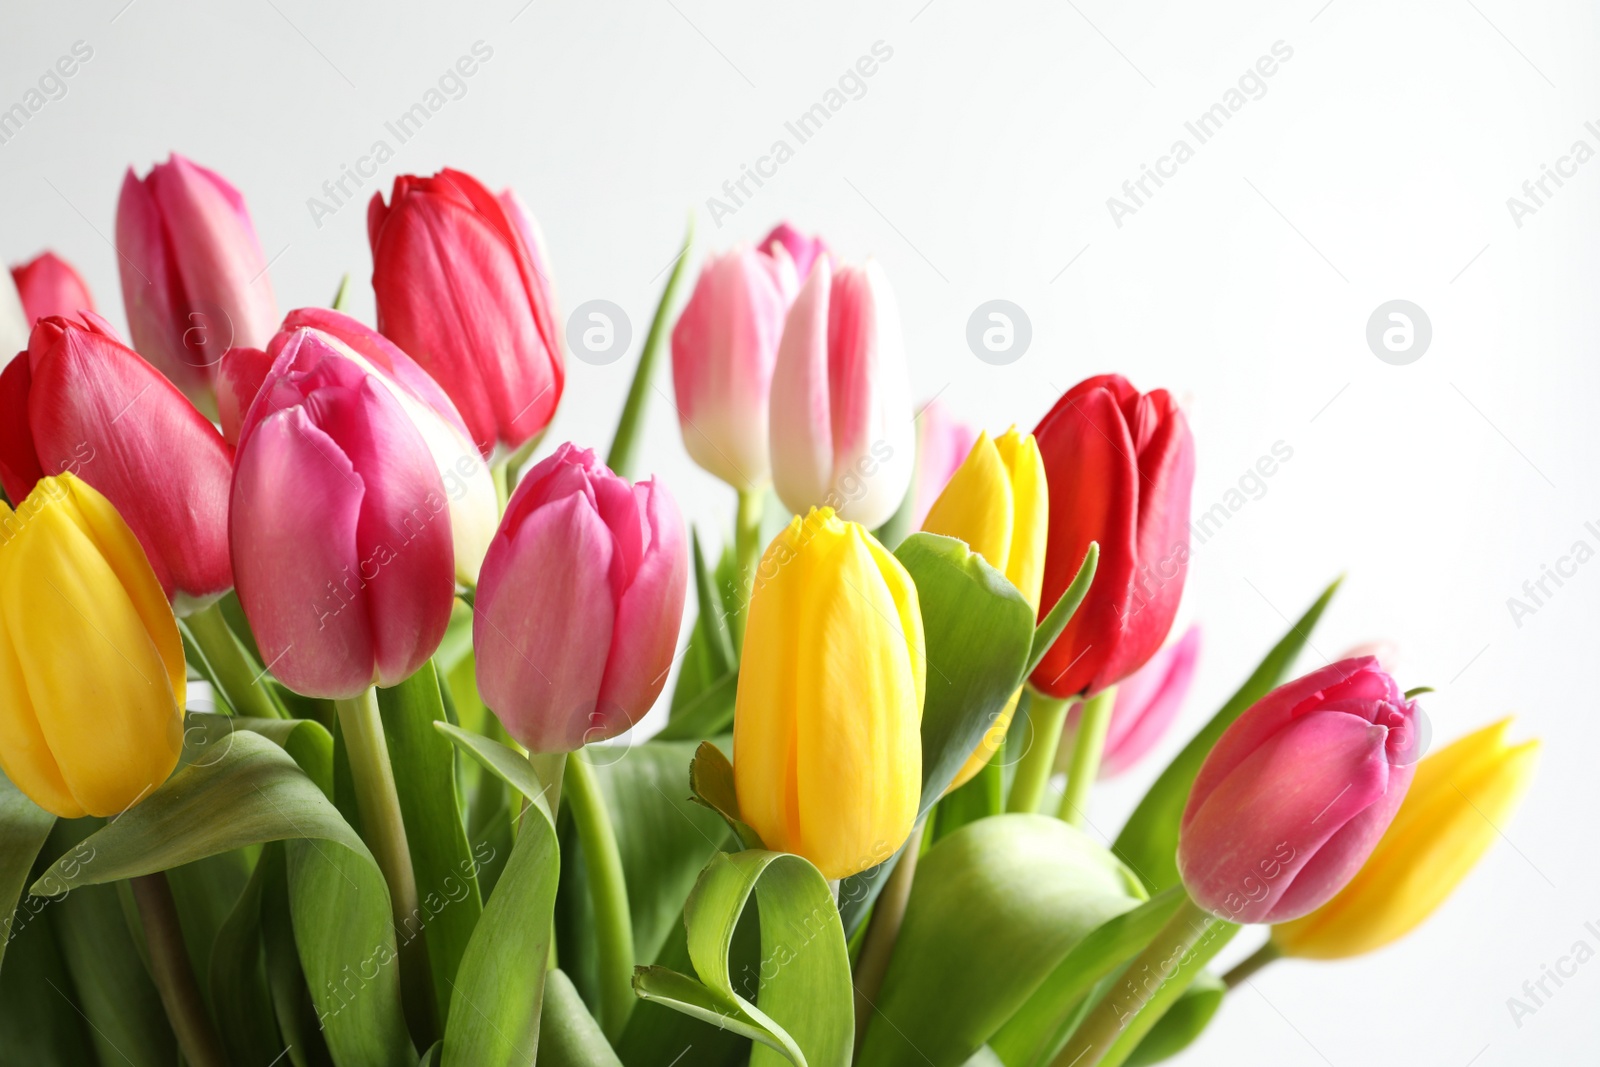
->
[[670, 242, 799, 491], [1069, 624, 1200, 778], [908, 399, 979, 529], [116, 154, 279, 413], [11, 252, 95, 324], [733, 508, 925, 879], [769, 258, 915, 529], [0, 474, 185, 817], [1271, 717, 1537, 958], [230, 327, 456, 698], [1178, 657, 1421, 924], [0, 313, 233, 610], [1030, 375, 1194, 698], [920, 428, 1047, 788], [369, 169, 564, 457], [760, 221, 828, 281], [474, 443, 687, 753]]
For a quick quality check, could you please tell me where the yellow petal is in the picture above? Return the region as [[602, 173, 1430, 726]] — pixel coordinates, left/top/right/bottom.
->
[[992, 428, 1048, 609], [922, 431, 1014, 576]]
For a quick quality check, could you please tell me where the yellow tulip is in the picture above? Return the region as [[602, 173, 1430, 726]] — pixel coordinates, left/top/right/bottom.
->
[[1271, 717, 1539, 959], [919, 427, 1047, 789], [733, 508, 925, 879], [0, 474, 185, 818]]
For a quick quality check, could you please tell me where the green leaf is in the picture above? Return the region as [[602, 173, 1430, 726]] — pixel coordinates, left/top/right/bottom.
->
[[856, 815, 1145, 1067], [0, 903, 98, 1065], [209, 842, 286, 1066], [657, 669, 739, 742], [258, 843, 335, 1067], [636, 850, 854, 1067], [0, 770, 54, 975], [693, 529, 736, 677], [608, 211, 695, 478], [187, 712, 334, 797], [539, 969, 625, 1066], [1024, 542, 1098, 678], [1089, 918, 1237, 1067], [1113, 576, 1340, 893], [379, 666, 484, 1028], [1123, 971, 1224, 1066], [616, 915, 754, 1067]]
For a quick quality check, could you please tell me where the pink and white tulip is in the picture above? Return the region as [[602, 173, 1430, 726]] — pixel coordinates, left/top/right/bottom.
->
[[474, 443, 687, 753], [11, 252, 95, 325], [760, 221, 828, 281], [769, 257, 914, 528]]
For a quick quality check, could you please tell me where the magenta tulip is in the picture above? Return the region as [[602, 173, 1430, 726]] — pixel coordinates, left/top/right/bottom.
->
[[368, 169, 564, 457], [116, 154, 279, 413], [230, 327, 455, 698], [760, 221, 828, 281], [0, 312, 232, 609], [474, 443, 687, 753], [11, 252, 95, 324], [769, 257, 915, 528], [1177, 656, 1421, 924], [907, 398, 979, 529], [670, 240, 799, 490], [1070, 624, 1200, 778]]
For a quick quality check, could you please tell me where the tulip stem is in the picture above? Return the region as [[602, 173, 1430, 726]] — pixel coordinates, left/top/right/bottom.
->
[[1221, 939, 1282, 989], [730, 487, 764, 648], [851, 823, 923, 1058], [185, 601, 283, 719], [1007, 694, 1074, 814], [130, 872, 227, 1067], [1058, 686, 1116, 827], [564, 749, 636, 1042]]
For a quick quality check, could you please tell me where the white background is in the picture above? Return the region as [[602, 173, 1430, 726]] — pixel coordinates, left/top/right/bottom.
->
[[2, 1, 1596, 1063]]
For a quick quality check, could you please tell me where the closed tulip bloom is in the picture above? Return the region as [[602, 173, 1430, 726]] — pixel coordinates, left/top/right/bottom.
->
[[231, 328, 455, 699], [1272, 717, 1538, 959], [733, 508, 925, 879], [769, 258, 915, 529], [474, 444, 687, 753], [0, 475, 185, 818], [908, 399, 979, 529], [760, 221, 828, 281], [1178, 657, 1421, 925], [116, 154, 279, 412], [11, 252, 95, 324], [0, 313, 232, 610], [921, 428, 1047, 788], [369, 169, 564, 456], [1068, 624, 1201, 778], [1030, 375, 1194, 698]]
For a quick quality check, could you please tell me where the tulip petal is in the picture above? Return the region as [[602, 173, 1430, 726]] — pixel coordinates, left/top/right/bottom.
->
[[0, 356, 43, 499], [921, 431, 1015, 576], [770, 258, 835, 511]]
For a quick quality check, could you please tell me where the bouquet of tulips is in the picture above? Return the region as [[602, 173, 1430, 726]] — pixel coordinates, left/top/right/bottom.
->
[[0, 156, 1537, 1067]]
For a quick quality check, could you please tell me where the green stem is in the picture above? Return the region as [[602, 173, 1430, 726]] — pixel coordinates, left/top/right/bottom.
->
[[851, 821, 923, 1058], [730, 487, 764, 649], [565, 749, 635, 1041], [1221, 939, 1282, 989], [607, 212, 696, 480], [130, 872, 227, 1067], [1006, 693, 1074, 814], [1058, 686, 1116, 827], [185, 600, 282, 719], [1053, 896, 1217, 1067]]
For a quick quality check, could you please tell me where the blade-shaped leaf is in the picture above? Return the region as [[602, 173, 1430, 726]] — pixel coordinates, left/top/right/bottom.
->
[[0, 901, 98, 1064], [0, 770, 54, 975], [209, 841, 285, 1067], [1123, 970, 1224, 1066], [539, 969, 626, 1066]]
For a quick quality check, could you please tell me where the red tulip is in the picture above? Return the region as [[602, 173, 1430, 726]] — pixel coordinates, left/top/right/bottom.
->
[[368, 169, 564, 457], [1029, 374, 1194, 698], [11, 252, 95, 324], [0, 313, 232, 609], [115, 154, 279, 413]]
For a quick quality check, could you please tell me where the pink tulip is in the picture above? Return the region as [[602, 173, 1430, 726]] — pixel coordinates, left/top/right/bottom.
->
[[0, 312, 232, 609], [907, 399, 979, 529], [769, 257, 915, 529], [1070, 624, 1200, 778], [760, 221, 828, 281], [1177, 656, 1421, 924], [670, 242, 799, 490], [116, 154, 279, 412], [11, 252, 95, 324], [368, 169, 564, 457], [474, 443, 687, 753], [230, 327, 455, 698]]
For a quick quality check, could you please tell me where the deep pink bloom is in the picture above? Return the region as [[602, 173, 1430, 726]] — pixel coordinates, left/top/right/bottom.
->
[[907, 399, 979, 529], [368, 169, 564, 457], [474, 443, 688, 753], [1084, 624, 1201, 778], [760, 221, 828, 281], [230, 328, 455, 698], [1030, 375, 1195, 698], [115, 154, 279, 411], [0, 313, 232, 608], [1177, 657, 1421, 924], [11, 252, 95, 324], [670, 242, 799, 490]]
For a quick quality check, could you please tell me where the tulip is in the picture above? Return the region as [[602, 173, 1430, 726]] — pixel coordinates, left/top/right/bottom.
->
[[1271, 717, 1538, 958], [760, 221, 828, 281], [369, 169, 564, 456], [733, 508, 925, 879], [769, 258, 915, 530], [0, 474, 184, 817], [670, 241, 799, 491], [474, 443, 687, 753], [1063, 624, 1201, 779], [11, 251, 95, 324], [230, 326, 455, 699], [920, 428, 1047, 789], [0, 265, 26, 366], [1177, 657, 1421, 925], [908, 399, 979, 529], [0, 313, 233, 609], [116, 154, 279, 413], [1029, 374, 1194, 698]]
